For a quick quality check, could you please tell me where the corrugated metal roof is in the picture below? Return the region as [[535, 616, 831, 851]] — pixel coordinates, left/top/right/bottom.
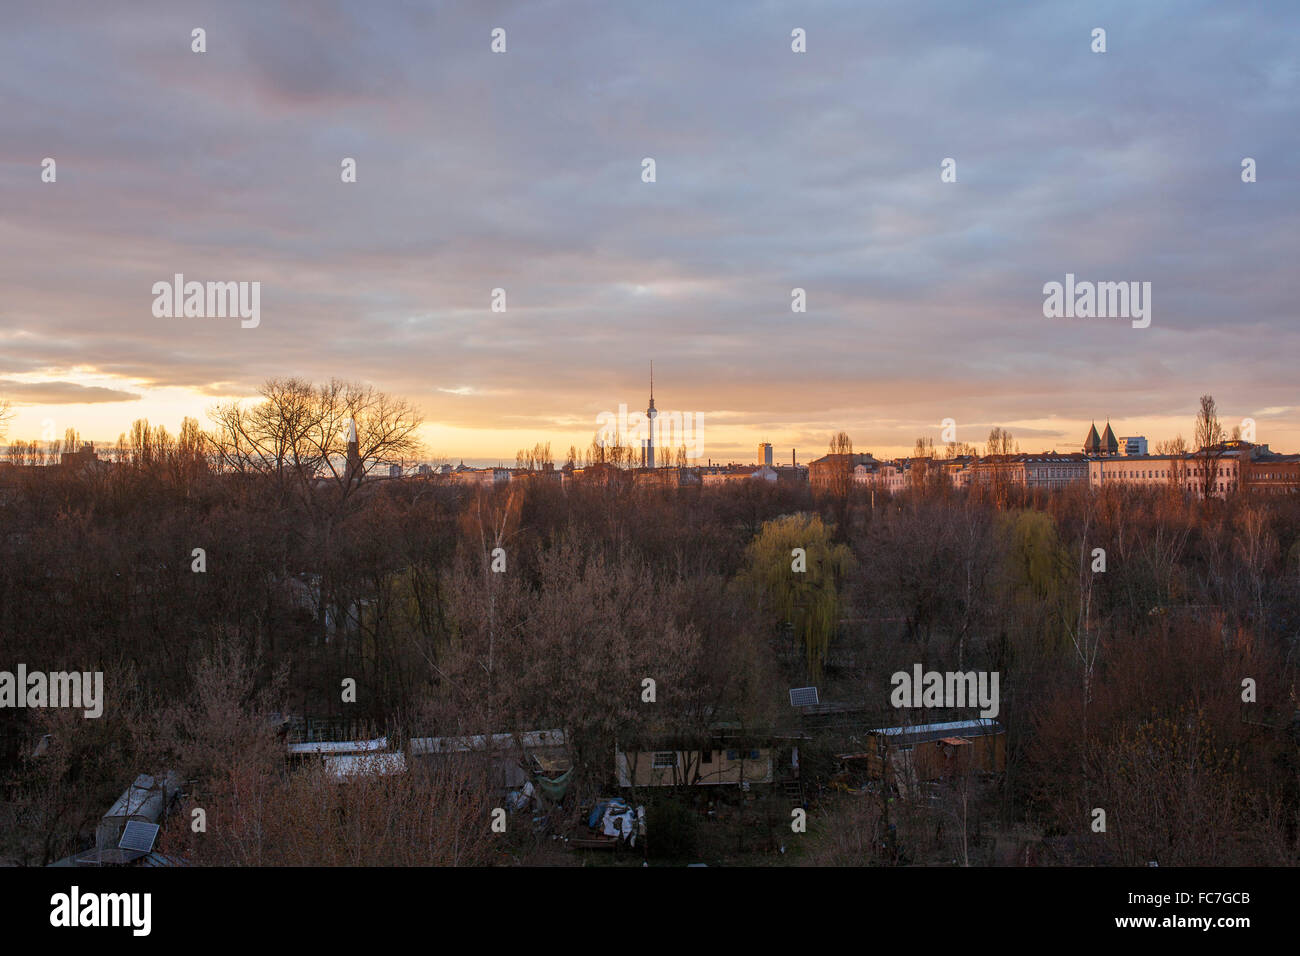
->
[[408, 729, 566, 754], [870, 718, 1001, 736], [287, 736, 388, 755], [102, 775, 167, 822], [323, 753, 407, 779], [869, 719, 1003, 746]]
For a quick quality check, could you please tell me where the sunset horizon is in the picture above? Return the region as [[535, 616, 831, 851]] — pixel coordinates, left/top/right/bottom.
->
[[1, 372, 1292, 468]]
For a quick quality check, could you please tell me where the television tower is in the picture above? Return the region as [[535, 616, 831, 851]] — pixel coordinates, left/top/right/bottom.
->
[[645, 361, 658, 469]]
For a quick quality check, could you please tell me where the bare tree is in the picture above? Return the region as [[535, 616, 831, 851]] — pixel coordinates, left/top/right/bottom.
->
[[471, 483, 524, 695], [986, 426, 1016, 457], [588, 431, 636, 470], [207, 378, 423, 508], [1155, 434, 1188, 489], [514, 442, 553, 472], [983, 427, 1018, 503], [8, 439, 45, 466], [1194, 394, 1225, 500], [827, 431, 854, 500]]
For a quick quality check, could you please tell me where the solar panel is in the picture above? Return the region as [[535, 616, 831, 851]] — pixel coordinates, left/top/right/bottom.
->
[[118, 820, 160, 854], [789, 686, 819, 707]]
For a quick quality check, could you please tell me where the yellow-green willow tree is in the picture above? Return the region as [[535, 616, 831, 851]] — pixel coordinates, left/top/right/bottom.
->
[[740, 513, 853, 680], [998, 509, 1075, 655]]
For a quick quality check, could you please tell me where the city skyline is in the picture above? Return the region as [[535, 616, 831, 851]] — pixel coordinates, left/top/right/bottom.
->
[[1, 386, 1281, 469]]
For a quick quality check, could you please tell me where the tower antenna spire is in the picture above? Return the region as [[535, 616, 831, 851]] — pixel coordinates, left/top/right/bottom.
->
[[645, 361, 658, 469]]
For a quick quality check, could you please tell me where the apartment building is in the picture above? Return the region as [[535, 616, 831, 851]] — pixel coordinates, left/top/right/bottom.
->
[[1243, 453, 1300, 495], [972, 452, 1088, 489]]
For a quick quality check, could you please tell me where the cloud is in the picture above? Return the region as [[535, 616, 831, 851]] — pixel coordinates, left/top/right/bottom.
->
[[0, 379, 141, 404], [0, 0, 1296, 455]]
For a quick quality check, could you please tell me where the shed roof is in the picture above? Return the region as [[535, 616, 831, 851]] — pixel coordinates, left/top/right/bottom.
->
[[102, 773, 174, 822], [324, 752, 407, 779], [868, 718, 1004, 746], [408, 729, 566, 754], [288, 736, 388, 755]]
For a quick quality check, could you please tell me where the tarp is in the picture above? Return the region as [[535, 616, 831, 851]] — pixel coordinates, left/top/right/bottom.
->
[[602, 805, 635, 839], [532, 753, 571, 776], [591, 800, 643, 846], [534, 767, 573, 802], [588, 798, 628, 830], [505, 781, 534, 812]]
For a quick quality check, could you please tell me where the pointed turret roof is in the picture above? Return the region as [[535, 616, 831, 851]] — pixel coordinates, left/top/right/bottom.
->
[[1084, 422, 1101, 454], [1101, 421, 1118, 455]]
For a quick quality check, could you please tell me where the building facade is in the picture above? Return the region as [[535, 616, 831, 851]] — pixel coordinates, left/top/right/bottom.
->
[[1242, 453, 1300, 495], [971, 452, 1088, 489]]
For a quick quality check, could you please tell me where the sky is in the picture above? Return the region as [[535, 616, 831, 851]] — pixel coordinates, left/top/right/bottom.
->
[[2, 0, 1297, 466]]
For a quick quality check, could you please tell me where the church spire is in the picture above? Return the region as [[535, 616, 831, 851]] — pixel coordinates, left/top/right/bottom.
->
[[346, 417, 361, 482]]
